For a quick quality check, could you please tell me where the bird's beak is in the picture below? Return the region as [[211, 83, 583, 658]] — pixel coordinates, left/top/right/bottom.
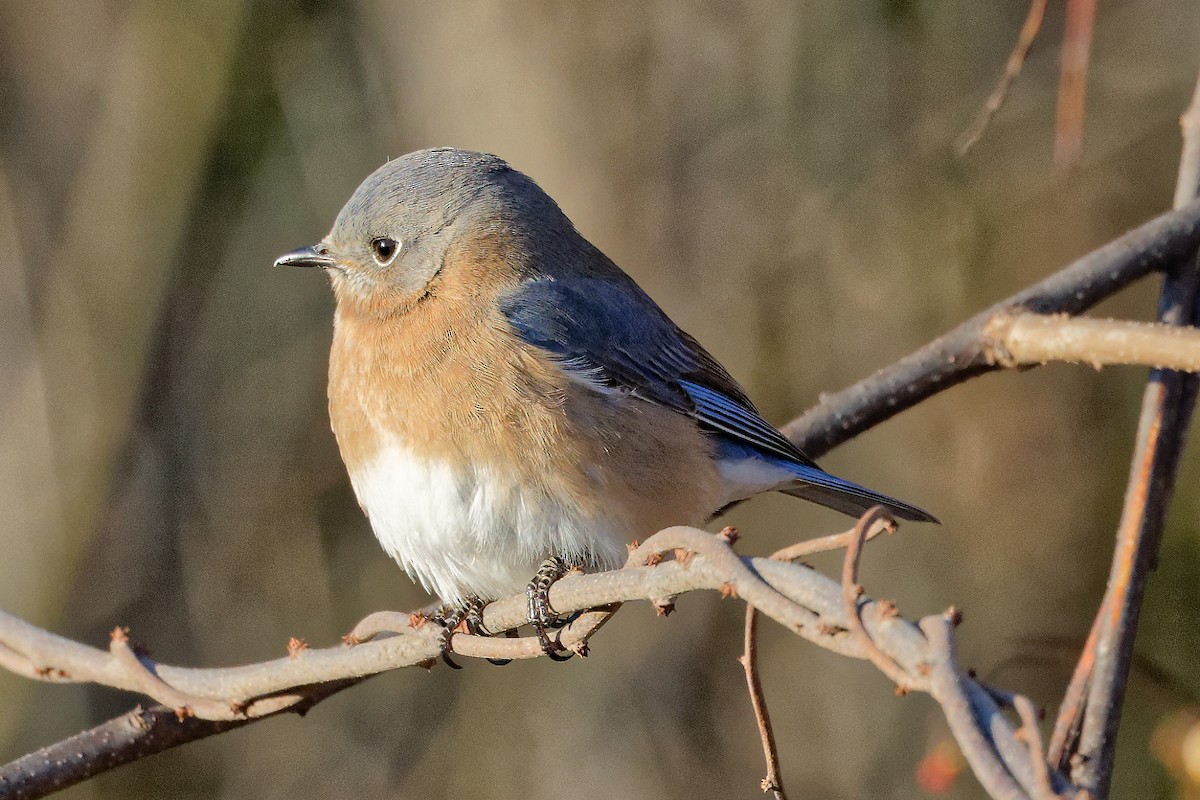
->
[[274, 245, 336, 269]]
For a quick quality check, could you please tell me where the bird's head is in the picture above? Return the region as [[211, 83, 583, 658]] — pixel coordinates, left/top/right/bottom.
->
[[275, 147, 573, 318]]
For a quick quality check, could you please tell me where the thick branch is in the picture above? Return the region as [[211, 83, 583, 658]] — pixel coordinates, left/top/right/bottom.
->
[[782, 198, 1200, 458], [0, 686, 359, 800], [0, 706, 248, 800]]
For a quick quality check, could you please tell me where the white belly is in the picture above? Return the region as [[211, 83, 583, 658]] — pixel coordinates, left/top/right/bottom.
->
[[349, 441, 629, 604]]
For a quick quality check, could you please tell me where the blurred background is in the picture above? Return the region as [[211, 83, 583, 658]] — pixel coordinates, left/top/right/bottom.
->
[[2, 1, 1200, 798]]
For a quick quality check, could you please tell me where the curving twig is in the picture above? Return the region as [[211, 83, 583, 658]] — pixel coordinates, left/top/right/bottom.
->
[[739, 510, 897, 800], [840, 508, 913, 692]]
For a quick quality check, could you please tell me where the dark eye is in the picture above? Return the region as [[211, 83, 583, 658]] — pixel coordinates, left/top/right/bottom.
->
[[370, 237, 399, 265]]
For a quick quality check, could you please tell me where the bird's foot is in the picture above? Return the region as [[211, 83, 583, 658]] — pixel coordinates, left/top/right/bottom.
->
[[432, 596, 484, 669], [431, 596, 513, 667], [526, 557, 577, 661]]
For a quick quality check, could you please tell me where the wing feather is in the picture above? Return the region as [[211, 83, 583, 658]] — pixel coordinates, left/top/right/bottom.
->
[[499, 277, 816, 467]]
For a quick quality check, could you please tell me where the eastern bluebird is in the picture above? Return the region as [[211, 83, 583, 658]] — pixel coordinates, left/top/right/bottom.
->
[[276, 148, 934, 649]]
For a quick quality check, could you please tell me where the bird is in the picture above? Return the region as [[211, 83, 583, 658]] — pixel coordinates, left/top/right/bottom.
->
[[276, 147, 935, 655]]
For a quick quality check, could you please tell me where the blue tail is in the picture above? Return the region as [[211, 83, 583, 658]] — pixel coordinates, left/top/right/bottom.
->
[[777, 462, 938, 523], [715, 439, 937, 523]]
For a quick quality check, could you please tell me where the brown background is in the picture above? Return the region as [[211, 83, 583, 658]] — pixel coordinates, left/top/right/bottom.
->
[[1, 2, 1198, 798]]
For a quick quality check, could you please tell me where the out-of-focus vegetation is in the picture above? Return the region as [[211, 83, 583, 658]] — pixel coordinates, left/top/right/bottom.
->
[[2, 2, 1199, 798]]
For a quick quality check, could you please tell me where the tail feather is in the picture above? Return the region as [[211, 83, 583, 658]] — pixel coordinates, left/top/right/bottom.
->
[[778, 463, 938, 524]]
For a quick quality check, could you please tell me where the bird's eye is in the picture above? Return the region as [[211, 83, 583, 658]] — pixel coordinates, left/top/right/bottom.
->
[[369, 237, 400, 265]]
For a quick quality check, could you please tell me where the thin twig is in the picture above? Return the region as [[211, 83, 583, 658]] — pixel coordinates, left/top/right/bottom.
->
[[1047, 609, 1100, 768], [957, 0, 1049, 154], [1013, 696, 1059, 800], [1174, 75, 1200, 210], [740, 606, 786, 800], [1054, 0, 1097, 168], [735, 516, 896, 800], [769, 515, 895, 562]]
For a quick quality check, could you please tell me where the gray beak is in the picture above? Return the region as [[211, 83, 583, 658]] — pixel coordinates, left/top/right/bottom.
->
[[274, 245, 335, 269]]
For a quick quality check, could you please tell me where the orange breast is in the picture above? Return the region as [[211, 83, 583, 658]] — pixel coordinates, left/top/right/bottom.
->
[[327, 237, 722, 545]]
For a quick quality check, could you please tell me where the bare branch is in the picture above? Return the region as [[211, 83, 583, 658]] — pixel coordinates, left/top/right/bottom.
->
[[1057, 70, 1200, 799], [1176, 75, 1200, 209], [740, 606, 786, 800], [986, 313, 1200, 372], [738, 512, 898, 800], [106, 628, 237, 721], [1013, 697, 1058, 800], [782, 199, 1200, 459], [769, 514, 893, 562], [957, 0, 1048, 154], [1047, 612, 1099, 766], [1054, 0, 1097, 168], [1, 514, 1071, 800], [840, 509, 912, 692], [0, 685, 358, 800], [737, 512, 897, 800], [921, 613, 1030, 800]]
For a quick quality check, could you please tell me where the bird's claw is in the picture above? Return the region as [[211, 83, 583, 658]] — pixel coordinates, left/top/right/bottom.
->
[[432, 596, 484, 669], [526, 557, 576, 661]]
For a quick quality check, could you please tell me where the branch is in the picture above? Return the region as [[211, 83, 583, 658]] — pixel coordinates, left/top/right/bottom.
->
[[1176, 75, 1200, 210], [1057, 70, 1200, 799], [921, 614, 1029, 800], [957, 0, 1048, 154], [782, 198, 1200, 458], [0, 693, 349, 800], [1054, 0, 1097, 167], [740, 606, 785, 800], [2, 517, 1065, 800], [739, 513, 896, 800], [987, 313, 1200, 372], [840, 509, 913, 692]]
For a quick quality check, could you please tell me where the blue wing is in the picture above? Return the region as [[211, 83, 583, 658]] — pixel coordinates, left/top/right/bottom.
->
[[499, 276, 816, 466], [499, 275, 936, 523]]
